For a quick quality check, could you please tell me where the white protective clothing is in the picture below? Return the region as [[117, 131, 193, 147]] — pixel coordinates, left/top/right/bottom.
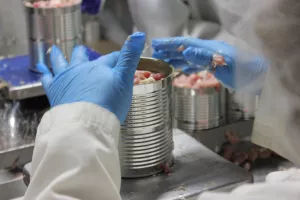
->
[[251, 0, 300, 165], [22, 103, 121, 200]]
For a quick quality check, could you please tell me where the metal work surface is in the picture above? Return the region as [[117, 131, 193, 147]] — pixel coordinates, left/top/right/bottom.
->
[[191, 120, 296, 183], [121, 129, 252, 200], [0, 48, 100, 100], [0, 96, 49, 169], [0, 169, 26, 200], [1, 123, 295, 199]]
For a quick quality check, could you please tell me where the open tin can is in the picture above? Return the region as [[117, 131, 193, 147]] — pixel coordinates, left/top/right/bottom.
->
[[120, 58, 174, 178], [24, 0, 82, 72], [173, 72, 226, 133]]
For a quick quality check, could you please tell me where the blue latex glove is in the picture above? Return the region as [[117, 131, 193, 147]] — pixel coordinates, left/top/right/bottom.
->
[[37, 32, 146, 123], [81, 0, 101, 15], [152, 37, 268, 92]]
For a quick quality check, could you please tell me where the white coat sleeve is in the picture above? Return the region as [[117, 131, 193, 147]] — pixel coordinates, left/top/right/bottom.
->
[[23, 102, 121, 200], [197, 169, 300, 200]]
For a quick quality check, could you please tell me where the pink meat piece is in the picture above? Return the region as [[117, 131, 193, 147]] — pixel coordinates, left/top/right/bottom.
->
[[187, 74, 198, 86], [134, 78, 140, 85], [225, 131, 240, 144], [173, 71, 220, 90], [151, 73, 164, 81], [223, 146, 234, 161], [28, 0, 81, 8], [233, 152, 248, 165], [213, 54, 226, 66], [160, 163, 171, 175], [248, 148, 259, 162], [259, 148, 273, 159], [134, 70, 164, 85], [243, 162, 251, 171]]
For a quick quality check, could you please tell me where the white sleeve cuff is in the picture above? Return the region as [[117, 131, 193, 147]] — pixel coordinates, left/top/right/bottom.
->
[[39, 102, 120, 145]]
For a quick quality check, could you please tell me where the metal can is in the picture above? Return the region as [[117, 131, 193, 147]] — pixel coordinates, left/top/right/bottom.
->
[[24, 0, 82, 72], [227, 91, 259, 122], [174, 86, 226, 133], [120, 58, 174, 178]]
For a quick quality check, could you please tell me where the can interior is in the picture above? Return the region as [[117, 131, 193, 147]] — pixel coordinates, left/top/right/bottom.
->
[[137, 58, 173, 78]]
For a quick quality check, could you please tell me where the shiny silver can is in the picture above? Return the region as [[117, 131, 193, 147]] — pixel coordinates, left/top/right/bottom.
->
[[24, 0, 82, 72], [120, 58, 174, 178], [228, 91, 259, 122], [174, 85, 225, 133]]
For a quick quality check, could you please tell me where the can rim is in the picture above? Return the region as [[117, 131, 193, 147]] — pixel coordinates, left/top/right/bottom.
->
[[23, 0, 82, 9]]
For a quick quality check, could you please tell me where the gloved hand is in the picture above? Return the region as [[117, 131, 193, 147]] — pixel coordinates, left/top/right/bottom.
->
[[37, 32, 146, 123], [152, 37, 268, 92], [81, 0, 102, 15]]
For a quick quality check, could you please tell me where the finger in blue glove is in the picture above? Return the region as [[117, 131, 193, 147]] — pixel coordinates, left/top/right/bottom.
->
[[36, 62, 53, 95], [153, 50, 184, 60], [69, 46, 89, 67], [50, 45, 68, 75], [181, 66, 205, 74], [182, 47, 234, 88], [152, 37, 199, 51], [37, 32, 146, 123]]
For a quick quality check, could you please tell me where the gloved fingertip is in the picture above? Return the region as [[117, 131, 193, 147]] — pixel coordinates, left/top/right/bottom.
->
[[41, 74, 53, 90], [182, 47, 196, 57], [50, 45, 60, 54], [74, 45, 87, 52], [70, 45, 89, 66], [50, 45, 68, 75], [50, 45, 64, 60], [130, 32, 146, 38], [37, 63, 53, 91], [110, 51, 121, 57], [152, 37, 191, 51], [36, 62, 51, 75], [125, 32, 146, 50], [183, 47, 213, 66], [152, 50, 165, 59]]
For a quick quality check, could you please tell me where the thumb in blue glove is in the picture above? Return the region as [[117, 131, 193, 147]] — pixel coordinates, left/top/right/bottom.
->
[[37, 32, 146, 123]]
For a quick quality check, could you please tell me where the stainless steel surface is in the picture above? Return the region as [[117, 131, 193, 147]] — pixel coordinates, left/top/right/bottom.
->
[[174, 86, 225, 133], [121, 129, 252, 200], [0, 96, 48, 169], [7, 122, 295, 199], [24, 0, 83, 71], [120, 58, 174, 178], [191, 120, 296, 183], [6, 82, 44, 101], [0, 169, 26, 200]]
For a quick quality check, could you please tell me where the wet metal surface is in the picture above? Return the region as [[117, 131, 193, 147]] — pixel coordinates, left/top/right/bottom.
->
[[121, 129, 252, 200]]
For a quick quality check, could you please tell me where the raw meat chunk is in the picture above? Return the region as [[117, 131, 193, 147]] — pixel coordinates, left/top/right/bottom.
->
[[173, 71, 220, 91], [134, 70, 165, 85]]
